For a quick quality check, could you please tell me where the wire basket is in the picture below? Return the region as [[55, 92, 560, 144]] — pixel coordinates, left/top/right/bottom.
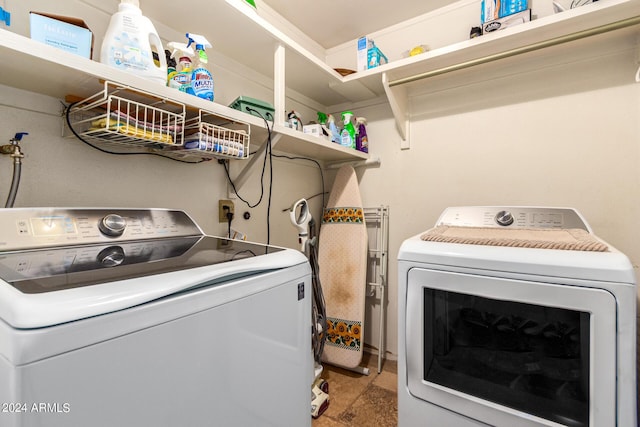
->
[[68, 81, 185, 150], [181, 110, 250, 160]]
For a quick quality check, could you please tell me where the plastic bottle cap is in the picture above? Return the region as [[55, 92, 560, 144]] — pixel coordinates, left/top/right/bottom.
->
[[121, 0, 140, 7]]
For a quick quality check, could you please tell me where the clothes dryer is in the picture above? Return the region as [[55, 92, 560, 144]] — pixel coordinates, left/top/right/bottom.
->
[[398, 206, 636, 427]]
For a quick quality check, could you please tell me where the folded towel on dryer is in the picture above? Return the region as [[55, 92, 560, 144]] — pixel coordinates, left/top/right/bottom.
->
[[421, 226, 608, 252]]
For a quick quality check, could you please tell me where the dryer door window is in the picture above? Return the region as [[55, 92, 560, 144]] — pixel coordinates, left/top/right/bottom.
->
[[424, 289, 589, 425], [405, 268, 617, 427]]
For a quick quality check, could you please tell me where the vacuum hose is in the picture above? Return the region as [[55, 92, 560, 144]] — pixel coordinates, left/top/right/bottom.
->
[[308, 217, 327, 363]]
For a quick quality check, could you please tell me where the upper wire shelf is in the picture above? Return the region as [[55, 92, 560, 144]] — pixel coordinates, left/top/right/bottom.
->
[[66, 81, 250, 162]]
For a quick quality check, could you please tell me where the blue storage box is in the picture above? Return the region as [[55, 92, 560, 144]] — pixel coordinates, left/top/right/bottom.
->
[[30, 12, 93, 59], [367, 45, 388, 69], [500, 0, 528, 18]]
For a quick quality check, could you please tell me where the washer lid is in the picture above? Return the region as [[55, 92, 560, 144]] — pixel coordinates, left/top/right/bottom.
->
[[0, 236, 307, 328]]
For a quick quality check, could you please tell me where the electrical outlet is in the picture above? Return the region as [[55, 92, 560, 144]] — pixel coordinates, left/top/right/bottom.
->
[[218, 200, 235, 222]]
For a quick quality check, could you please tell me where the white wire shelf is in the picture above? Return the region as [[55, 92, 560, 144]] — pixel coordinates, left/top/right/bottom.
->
[[66, 81, 251, 162], [182, 111, 250, 160]]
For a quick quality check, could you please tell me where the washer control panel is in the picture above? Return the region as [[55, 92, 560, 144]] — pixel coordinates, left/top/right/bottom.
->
[[0, 208, 203, 251], [436, 206, 591, 231]]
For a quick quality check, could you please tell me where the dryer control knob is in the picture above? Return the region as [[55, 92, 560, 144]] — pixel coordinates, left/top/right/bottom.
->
[[97, 246, 125, 267], [99, 214, 127, 237], [495, 210, 514, 226]]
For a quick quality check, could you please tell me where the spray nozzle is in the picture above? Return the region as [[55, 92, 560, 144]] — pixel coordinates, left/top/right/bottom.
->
[[341, 111, 354, 124], [167, 42, 194, 61], [186, 33, 212, 64]]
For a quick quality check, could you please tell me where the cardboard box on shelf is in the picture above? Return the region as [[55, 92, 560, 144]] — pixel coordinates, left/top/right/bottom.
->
[[482, 0, 528, 23], [367, 45, 388, 69], [482, 9, 531, 33], [357, 36, 373, 72], [29, 12, 93, 59]]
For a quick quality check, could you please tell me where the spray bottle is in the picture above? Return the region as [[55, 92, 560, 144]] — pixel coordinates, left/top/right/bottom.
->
[[166, 42, 194, 92], [326, 114, 341, 144], [340, 111, 356, 149], [186, 33, 214, 101], [355, 117, 368, 153], [317, 112, 330, 139]]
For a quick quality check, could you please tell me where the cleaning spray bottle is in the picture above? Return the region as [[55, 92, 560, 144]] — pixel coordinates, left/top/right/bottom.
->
[[327, 114, 341, 144], [100, 0, 167, 84], [340, 111, 356, 149], [186, 33, 214, 101], [355, 117, 369, 153], [166, 42, 194, 92], [317, 112, 330, 139]]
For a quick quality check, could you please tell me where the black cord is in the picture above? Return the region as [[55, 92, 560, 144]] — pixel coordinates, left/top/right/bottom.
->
[[64, 102, 207, 164], [221, 107, 274, 244], [223, 205, 234, 238], [273, 153, 326, 212], [308, 217, 326, 362]]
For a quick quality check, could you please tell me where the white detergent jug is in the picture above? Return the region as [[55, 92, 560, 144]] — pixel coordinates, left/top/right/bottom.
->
[[100, 0, 167, 84]]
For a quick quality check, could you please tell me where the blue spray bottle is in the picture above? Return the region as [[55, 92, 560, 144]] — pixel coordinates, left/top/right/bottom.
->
[[186, 33, 214, 101], [327, 114, 341, 144]]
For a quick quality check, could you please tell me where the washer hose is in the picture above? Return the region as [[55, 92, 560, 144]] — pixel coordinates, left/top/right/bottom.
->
[[2, 132, 27, 208], [5, 158, 21, 208]]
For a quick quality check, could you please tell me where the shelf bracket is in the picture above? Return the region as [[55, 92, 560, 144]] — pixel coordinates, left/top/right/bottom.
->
[[635, 34, 640, 82], [274, 43, 286, 126], [382, 72, 409, 149], [326, 156, 381, 170]]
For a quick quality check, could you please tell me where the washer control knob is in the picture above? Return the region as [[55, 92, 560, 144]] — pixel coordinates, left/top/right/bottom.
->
[[495, 210, 514, 226], [99, 214, 127, 237], [97, 246, 125, 267]]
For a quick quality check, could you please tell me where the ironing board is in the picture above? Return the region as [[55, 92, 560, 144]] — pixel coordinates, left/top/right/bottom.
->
[[318, 165, 368, 369]]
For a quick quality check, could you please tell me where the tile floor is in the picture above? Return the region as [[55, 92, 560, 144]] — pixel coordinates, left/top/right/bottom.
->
[[312, 353, 398, 427]]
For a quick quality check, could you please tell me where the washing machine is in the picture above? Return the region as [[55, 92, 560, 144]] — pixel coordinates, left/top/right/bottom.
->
[[398, 206, 636, 427], [0, 208, 312, 427]]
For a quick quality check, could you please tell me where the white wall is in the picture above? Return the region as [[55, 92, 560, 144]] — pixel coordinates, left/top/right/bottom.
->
[[352, 42, 640, 359]]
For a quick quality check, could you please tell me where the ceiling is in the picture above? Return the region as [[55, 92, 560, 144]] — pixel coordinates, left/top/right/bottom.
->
[[262, 0, 455, 48]]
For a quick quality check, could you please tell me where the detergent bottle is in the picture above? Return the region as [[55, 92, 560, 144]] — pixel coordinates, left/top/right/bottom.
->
[[100, 0, 167, 84], [340, 111, 356, 149], [166, 42, 194, 92], [186, 33, 214, 101]]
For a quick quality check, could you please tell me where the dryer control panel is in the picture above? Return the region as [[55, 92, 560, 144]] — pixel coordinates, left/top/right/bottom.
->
[[436, 206, 591, 231], [0, 208, 203, 251]]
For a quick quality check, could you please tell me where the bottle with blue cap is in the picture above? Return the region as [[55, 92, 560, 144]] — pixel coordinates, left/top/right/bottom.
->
[[186, 33, 214, 101]]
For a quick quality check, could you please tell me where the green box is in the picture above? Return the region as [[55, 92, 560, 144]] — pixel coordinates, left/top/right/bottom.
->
[[229, 96, 275, 120]]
